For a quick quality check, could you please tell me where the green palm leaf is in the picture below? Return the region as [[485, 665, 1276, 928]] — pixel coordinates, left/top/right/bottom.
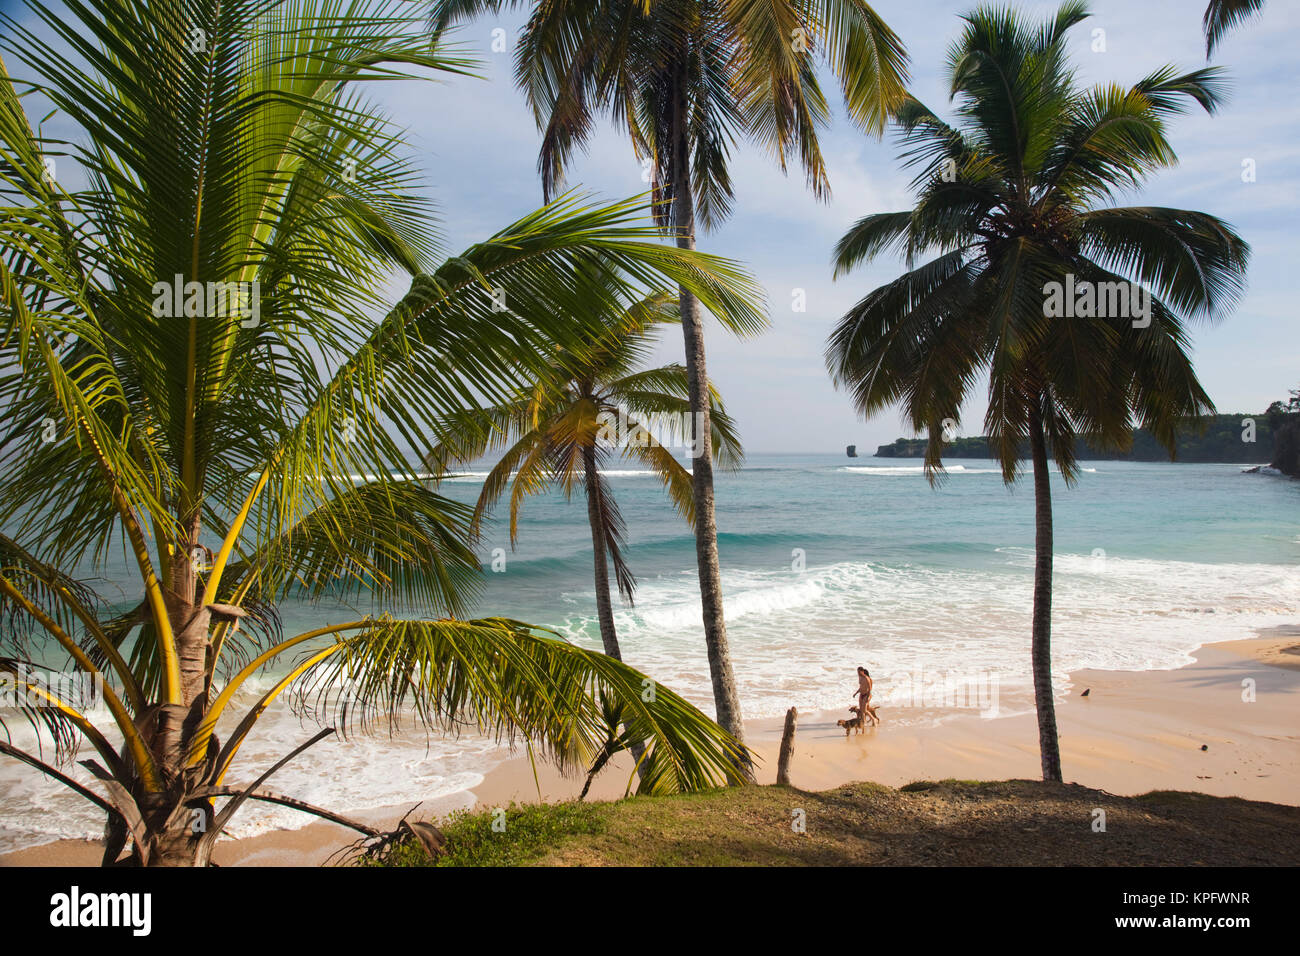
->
[[294, 617, 750, 793], [1203, 0, 1266, 56]]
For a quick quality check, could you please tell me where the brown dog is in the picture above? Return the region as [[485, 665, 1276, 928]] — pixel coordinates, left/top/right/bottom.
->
[[860, 700, 881, 726], [837, 707, 866, 736]]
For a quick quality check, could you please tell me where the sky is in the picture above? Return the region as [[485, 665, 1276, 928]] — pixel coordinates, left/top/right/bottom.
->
[[367, 0, 1299, 454], [6, 0, 1298, 455]]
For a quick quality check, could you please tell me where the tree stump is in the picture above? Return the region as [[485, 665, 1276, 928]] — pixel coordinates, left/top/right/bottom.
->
[[776, 707, 797, 786]]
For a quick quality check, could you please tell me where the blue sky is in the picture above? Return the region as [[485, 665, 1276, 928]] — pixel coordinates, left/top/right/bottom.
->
[[370, 0, 1299, 454], [8, 0, 1297, 454]]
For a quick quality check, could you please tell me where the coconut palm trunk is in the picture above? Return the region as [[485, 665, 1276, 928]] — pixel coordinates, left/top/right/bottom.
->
[[582, 445, 624, 661], [581, 444, 649, 778], [150, 534, 213, 865], [668, 66, 747, 764], [1028, 405, 1062, 783]]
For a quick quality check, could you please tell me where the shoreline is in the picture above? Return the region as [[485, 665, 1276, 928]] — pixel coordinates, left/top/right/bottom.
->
[[3, 630, 1297, 867]]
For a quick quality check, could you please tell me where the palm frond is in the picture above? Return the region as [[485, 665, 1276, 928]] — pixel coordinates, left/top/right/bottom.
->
[[1074, 206, 1249, 320], [1203, 0, 1266, 56], [291, 616, 750, 792]]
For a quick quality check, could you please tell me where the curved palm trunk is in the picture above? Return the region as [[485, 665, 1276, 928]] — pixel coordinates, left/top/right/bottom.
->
[[581, 445, 646, 779], [1028, 409, 1063, 782], [668, 67, 749, 773], [582, 446, 625, 661]]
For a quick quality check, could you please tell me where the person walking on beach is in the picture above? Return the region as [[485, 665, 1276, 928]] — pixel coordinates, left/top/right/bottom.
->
[[856, 666, 880, 726]]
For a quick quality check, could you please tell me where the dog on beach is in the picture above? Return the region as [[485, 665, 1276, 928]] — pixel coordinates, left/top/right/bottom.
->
[[860, 700, 881, 726], [837, 707, 866, 736]]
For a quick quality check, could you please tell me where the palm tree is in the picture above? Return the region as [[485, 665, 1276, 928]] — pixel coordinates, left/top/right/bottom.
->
[[1203, 0, 1266, 56], [432, 290, 741, 667], [430, 291, 742, 786], [0, 0, 763, 865], [825, 1, 1250, 782], [430, 0, 909, 759]]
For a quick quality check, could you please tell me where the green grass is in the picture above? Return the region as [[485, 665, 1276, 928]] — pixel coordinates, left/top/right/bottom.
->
[[366, 779, 1300, 867], [360, 802, 608, 867]]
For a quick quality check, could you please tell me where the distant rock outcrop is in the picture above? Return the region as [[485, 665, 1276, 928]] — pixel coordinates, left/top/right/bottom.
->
[[1270, 420, 1298, 477], [846, 444, 858, 458], [874, 412, 1289, 464]]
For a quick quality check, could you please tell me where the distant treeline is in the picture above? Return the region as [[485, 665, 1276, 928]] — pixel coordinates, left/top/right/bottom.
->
[[874, 413, 1285, 464]]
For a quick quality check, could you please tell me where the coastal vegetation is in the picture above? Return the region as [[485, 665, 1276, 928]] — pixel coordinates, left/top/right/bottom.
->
[[1266, 386, 1299, 477], [877, 388, 1299, 473], [824, 2, 1250, 782], [0, 0, 761, 865]]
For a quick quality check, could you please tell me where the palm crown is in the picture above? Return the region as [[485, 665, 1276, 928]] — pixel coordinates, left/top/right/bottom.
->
[[432, 289, 742, 604], [828, 1, 1250, 483], [433, 0, 909, 230]]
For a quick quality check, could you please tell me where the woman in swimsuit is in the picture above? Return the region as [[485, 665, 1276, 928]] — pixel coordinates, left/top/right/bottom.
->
[[856, 666, 880, 725]]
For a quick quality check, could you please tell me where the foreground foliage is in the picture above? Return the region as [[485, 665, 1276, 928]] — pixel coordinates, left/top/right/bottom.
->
[[0, 0, 759, 865], [357, 802, 607, 867]]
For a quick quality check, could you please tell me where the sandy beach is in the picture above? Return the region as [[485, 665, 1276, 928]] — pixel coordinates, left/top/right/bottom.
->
[[4, 631, 1297, 867]]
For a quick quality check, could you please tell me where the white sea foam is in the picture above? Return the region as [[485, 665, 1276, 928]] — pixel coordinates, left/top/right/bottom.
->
[[841, 464, 1097, 476], [442, 468, 677, 484], [557, 552, 1298, 721], [599, 469, 688, 477]]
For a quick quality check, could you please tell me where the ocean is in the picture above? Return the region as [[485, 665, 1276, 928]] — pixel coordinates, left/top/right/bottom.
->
[[2, 455, 1297, 850]]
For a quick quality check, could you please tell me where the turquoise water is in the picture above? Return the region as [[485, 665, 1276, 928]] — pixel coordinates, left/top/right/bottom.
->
[[447, 455, 1298, 713], [3, 455, 1297, 849]]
